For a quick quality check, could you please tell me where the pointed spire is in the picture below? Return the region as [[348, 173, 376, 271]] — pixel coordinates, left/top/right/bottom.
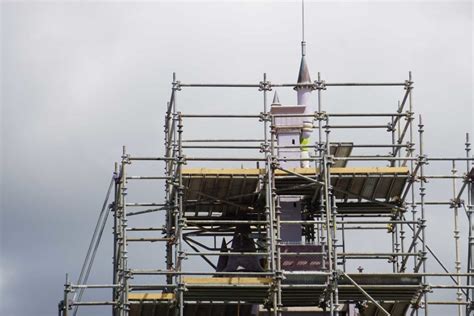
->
[[297, 55, 312, 84], [272, 91, 281, 105]]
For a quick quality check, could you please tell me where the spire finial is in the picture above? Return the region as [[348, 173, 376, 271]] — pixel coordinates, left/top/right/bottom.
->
[[295, 0, 311, 87], [301, 0, 306, 56]]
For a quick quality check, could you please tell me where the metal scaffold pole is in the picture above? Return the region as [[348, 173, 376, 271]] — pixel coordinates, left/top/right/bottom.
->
[[261, 73, 278, 315], [120, 146, 130, 316], [452, 158, 463, 315], [112, 162, 119, 316], [176, 110, 185, 316], [271, 110, 283, 315], [466, 133, 473, 315], [418, 114, 429, 315], [322, 115, 336, 315]]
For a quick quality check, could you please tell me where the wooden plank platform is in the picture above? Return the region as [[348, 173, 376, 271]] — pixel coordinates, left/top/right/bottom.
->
[[183, 277, 272, 285], [128, 274, 421, 315], [182, 167, 409, 215], [182, 166, 409, 176], [129, 293, 175, 301]]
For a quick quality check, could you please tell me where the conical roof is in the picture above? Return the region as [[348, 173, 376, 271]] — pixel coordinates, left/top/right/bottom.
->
[[297, 55, 312, 84], [272, 91, 281, 105]]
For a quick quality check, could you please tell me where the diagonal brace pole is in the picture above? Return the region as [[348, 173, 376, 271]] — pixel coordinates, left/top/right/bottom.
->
[[341, 271, 390, 316]]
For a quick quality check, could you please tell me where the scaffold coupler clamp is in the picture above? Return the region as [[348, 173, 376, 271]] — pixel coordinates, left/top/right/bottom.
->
[[423, 283, 433, 294], [172, 80, 181, 91], [178, 217, 187, 229], [326, 154, 335, 167], [259, 111, 271, 123], [177, 154, 186, 166], [259, 141, 270, 153], [417, 217, 426, 229], [316, 111, 328, 121], [315, 79, 326, 91], [449, 198, 464, 209], [121, 153, 131, 165], [271, 158, 280, 170], [418, 154, 428, 166], [418, 250, 428, 262], [405, 110, 415, 120], [258, 80, 272, 91]]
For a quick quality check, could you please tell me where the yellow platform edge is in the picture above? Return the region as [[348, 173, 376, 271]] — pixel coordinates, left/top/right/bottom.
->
[[129, 293, 175, 301], [183, 277, 272, 285]]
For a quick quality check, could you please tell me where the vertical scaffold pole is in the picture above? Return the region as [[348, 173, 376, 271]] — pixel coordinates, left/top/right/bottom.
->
[[116, 158, 124, 316], [323, 115, 336, 315], [407, 86, 416, 315], [465, 133, 473, 315], [176, 111, 185, 316], [408, 72, 417, 273], [120, 146, 129, 316], [271, 114, 282, 316], [112, 162, 119, 316], [391, 105, 400, 273], [316, 72, 324, 245], [452, 158, 463, 315], [63, 273, 70, 316], [164, 98, 175, 285], [261, 73, 277, 315], [418, 115, 428, 316]]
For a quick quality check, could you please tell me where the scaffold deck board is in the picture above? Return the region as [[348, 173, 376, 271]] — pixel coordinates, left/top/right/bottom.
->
[[128, 274, 421, 315], [129, 303, 255, 316], [129, 293, 175, 301], [182, 167, 409, 215], [182, 166, 409, 176], [183, 276, 272, 285], [360, 302, 410, 316]]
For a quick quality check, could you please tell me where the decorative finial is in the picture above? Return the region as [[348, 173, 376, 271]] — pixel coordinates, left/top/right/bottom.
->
[[301, 0, 306, 57]]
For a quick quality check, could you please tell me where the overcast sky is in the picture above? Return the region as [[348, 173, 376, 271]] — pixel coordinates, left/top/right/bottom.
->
[[1, 1, 473, 316]]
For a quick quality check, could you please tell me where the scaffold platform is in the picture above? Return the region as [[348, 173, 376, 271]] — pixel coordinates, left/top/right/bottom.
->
[[182, 166, 409, 216], [128, 274, 422, 315]]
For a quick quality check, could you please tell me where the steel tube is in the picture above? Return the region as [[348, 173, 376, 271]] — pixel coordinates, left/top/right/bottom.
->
[[181, 114, 261, 118], [71, 302, 117, 306]]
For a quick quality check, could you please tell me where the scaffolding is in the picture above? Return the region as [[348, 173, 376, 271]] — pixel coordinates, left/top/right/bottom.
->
[[60, 72, 474, 316]]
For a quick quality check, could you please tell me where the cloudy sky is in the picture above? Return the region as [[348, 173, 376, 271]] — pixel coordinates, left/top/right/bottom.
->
[[1, 1, 472, 315]]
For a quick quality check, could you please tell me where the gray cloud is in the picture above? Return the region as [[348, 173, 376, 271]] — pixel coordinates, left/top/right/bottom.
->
[[1, 1, 472, 315]]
